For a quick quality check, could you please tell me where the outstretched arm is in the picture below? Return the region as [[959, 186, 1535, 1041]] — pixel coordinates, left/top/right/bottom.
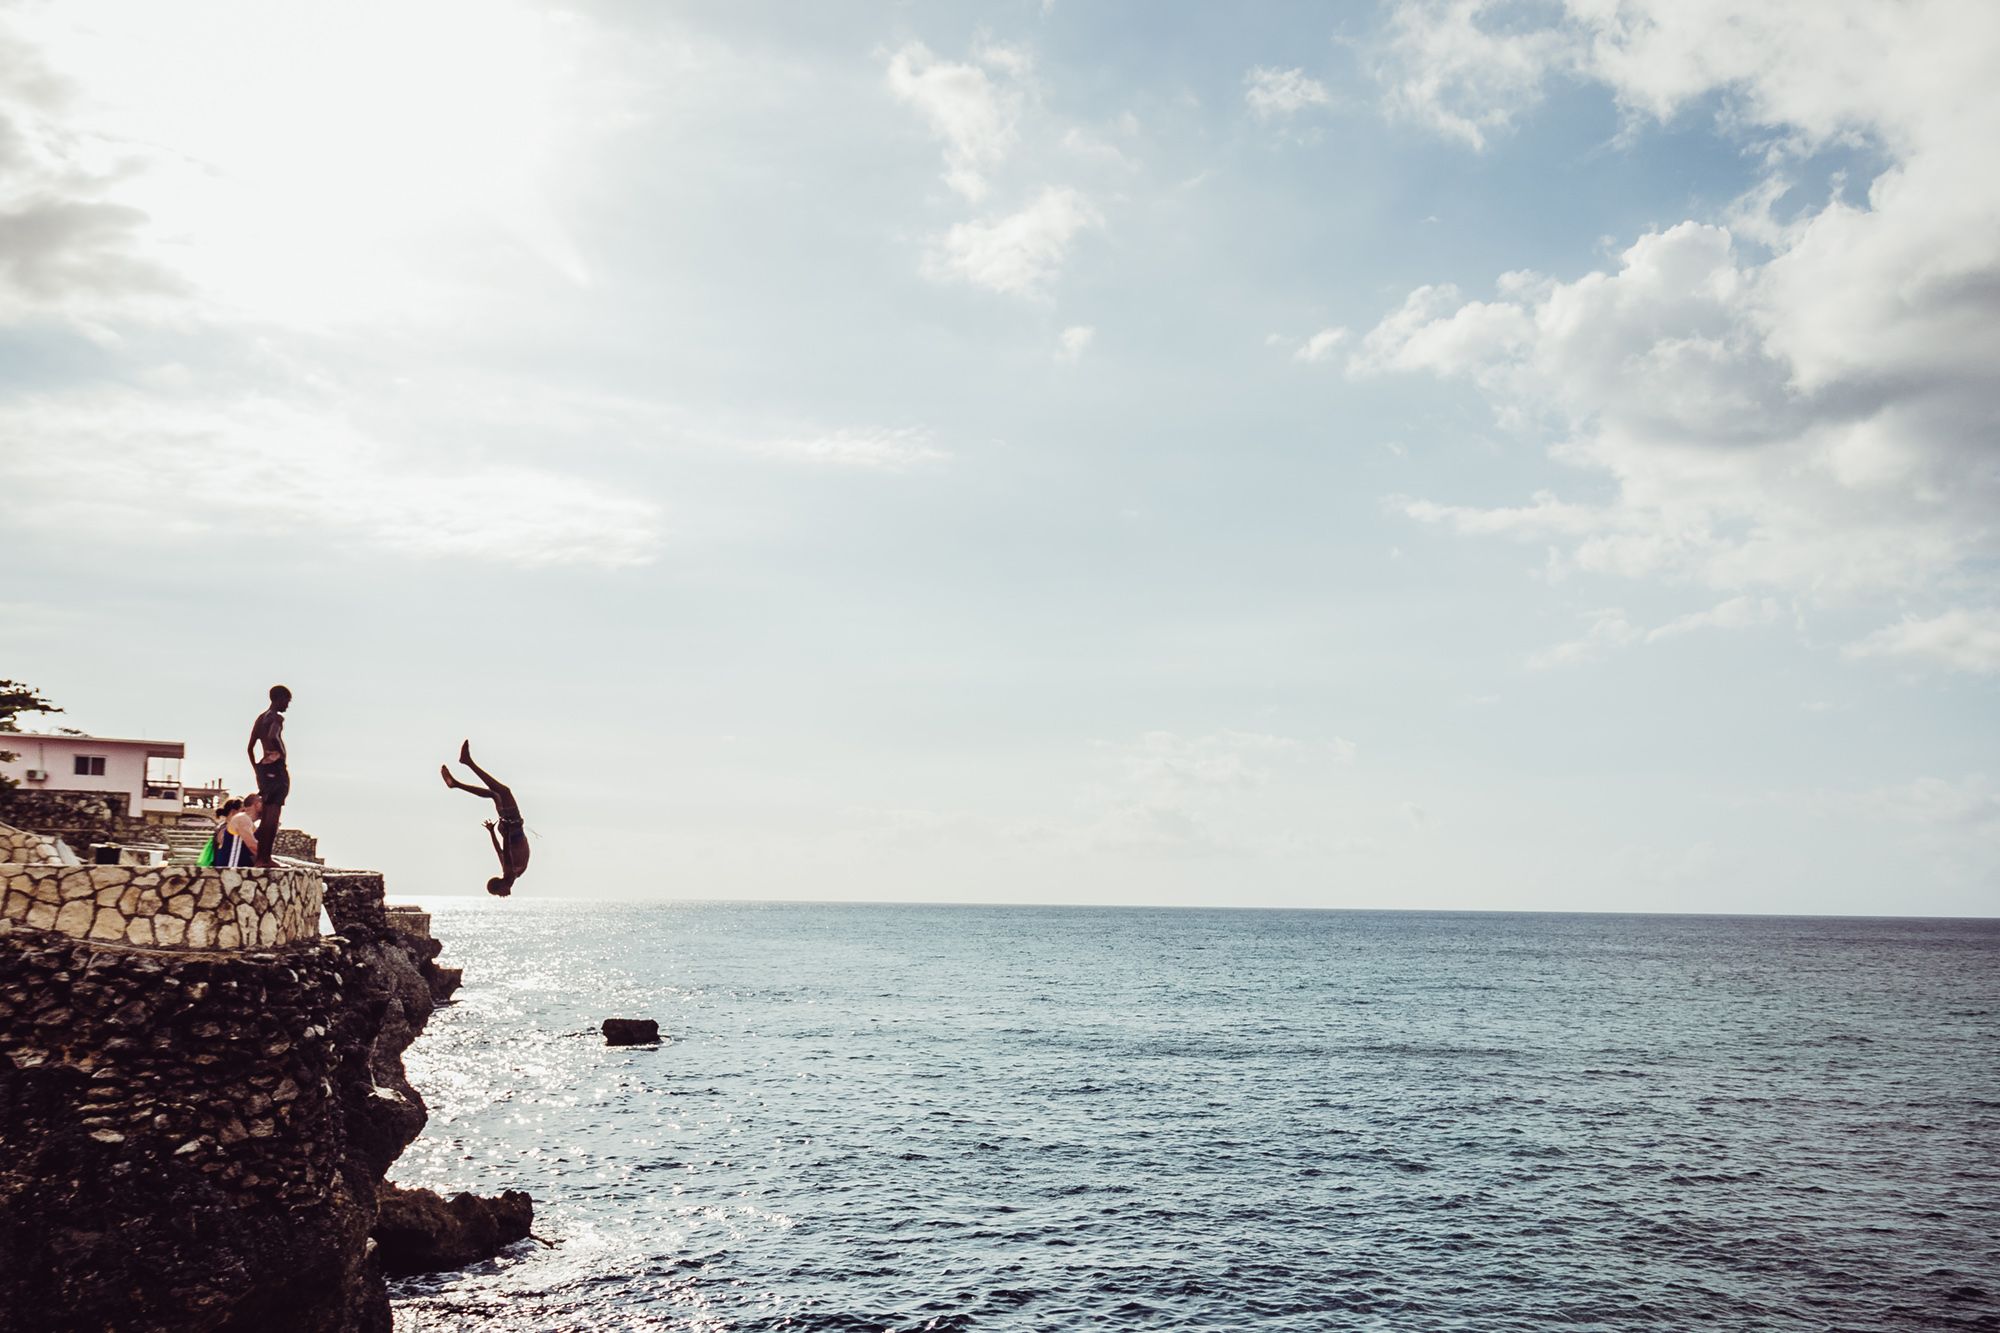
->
[[485, 820, 507, 872]]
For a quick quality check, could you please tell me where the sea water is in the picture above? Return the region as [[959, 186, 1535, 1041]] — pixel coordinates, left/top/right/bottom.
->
[[388, 902, 2000, 1331]]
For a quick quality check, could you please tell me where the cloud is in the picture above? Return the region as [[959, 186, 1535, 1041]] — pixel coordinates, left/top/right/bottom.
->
[[1244, 66, 1332, 120], [1526, 610, 1640, 670], [1112, 729, 1302, 793], [1645, 595, 1782, 642], [0, 393, 661, 568], [1056, 324, 1095, 362], [1081, 729, 1349, 859], [0, 28, 181, 321], [1292, 326, 1350, 363], [749, 426, 948, 471], [1527, 596, 1780, 668], [1846, 609, 2000, 674], [1376, 0, 1571, 148], [1794, 774, 2000, 879], [923, 186, 1101, 297], [885, 41, 1023, 202], [1359, 2, 2000, 659]]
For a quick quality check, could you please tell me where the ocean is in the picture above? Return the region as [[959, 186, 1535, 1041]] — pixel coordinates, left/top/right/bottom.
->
[[387, 902, 2000, 1331]]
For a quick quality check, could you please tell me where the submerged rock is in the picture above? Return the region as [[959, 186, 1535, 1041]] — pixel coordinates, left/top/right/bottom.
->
[[372, 1183, 533, 1277], [601, 1017, 660, 1046]]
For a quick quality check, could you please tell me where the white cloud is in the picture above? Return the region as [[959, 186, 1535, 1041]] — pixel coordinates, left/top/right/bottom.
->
[[1526, 610, 1640, 670], [1361, 3, 2000, 656], [1796, 774, 2000, 875], [1846, 609, 2000, 674], [0, 393, 661, 568], [1292, 326, 1350, 363], [923, 186, 1101, 298], [0, 27, 181, 323], [885, 41, 1023, 202], [1056, 324, 1095, 362], [1527, 596, 1778, 668], [1645, 595, 1782, 642], [1245, 66, 1332, 119], [750, 426, 948, 472], [1081, 729, 1345, 859], [1114, 729, 1301, 792], [1377, 0, 1571, 148]]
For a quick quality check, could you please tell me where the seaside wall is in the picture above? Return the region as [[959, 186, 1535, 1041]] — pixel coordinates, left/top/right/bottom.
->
[[0, 829, 456, 1331], [0, 864, 322, 950], [0, 933, 379, 1332]]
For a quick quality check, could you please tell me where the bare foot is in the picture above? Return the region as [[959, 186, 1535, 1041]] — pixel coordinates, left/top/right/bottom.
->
[[440, 763, 458, 789], [459, 739, 472, 765]]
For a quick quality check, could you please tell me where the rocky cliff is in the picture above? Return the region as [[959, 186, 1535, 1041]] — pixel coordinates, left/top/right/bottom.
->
[[0, 858, 461, 1332]]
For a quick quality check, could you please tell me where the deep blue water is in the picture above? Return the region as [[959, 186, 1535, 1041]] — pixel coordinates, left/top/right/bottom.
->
[[388, 903, 2000, 1332]]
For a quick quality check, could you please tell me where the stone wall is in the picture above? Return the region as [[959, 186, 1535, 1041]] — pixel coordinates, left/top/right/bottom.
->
[[0, 788, 153, 850], [274, 829, 322, 863], [0, 822, 75, 865], [0, 930, 382, 1332], [0, 865, 322, 951], [0, 864, 468, 1331]]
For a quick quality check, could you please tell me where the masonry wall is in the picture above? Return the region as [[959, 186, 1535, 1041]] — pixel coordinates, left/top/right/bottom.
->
[[0, 930, 383, 1332], [0, 788, 155, 849], [0, 865, 322, 950]]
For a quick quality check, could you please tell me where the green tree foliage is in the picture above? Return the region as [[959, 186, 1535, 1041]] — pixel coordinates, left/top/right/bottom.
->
[[0, 679, 62, 786]]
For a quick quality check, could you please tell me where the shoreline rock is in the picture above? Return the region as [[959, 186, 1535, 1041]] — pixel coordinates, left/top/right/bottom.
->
[[373, 1183, 534, 1277]]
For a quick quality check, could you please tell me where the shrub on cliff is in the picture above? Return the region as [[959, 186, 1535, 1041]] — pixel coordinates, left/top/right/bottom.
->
[[0, 679, 62, 788]]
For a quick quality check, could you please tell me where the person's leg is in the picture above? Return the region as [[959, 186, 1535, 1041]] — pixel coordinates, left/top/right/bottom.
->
[[256, 801, 284, 866], [441, 764, 495, 798], [458, 744, 510, 800]]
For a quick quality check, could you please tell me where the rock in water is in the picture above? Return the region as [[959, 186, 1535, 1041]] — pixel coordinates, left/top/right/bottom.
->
[[372, 1183, 534, 1277], [602, 1017, 660, 1046]]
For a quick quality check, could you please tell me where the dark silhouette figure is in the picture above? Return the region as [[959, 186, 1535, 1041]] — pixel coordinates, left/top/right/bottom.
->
[[245, 685, 291, 867], [440, 741, 529, 896]]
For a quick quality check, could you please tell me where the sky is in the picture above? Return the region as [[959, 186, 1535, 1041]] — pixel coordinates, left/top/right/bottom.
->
[[1, 0, 1996, 915]]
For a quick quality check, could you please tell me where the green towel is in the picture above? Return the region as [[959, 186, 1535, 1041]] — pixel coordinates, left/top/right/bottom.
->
[[197, 837, 216, 868]]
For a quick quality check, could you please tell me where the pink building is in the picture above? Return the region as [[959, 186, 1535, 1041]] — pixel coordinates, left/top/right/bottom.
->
[[0, 733, 195, 823]]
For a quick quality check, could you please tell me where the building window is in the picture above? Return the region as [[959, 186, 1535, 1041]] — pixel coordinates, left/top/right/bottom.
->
[[73, 755, 106, 776]]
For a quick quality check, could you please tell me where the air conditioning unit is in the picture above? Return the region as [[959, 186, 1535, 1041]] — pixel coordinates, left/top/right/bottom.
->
[[24, 769, 48, 782]]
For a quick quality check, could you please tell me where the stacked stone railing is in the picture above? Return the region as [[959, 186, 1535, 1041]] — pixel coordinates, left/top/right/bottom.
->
[[0, 864, 322, 949], [0, 821, 75, 865], [0, 820, 321, 951]]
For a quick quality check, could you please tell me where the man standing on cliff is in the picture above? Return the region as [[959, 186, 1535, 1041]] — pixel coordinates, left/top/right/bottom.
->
[[246, 685, 291, 867]]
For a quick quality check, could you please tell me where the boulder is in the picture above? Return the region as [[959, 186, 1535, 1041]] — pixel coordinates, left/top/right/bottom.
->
[[601, 1017, 660, 1046], [372, 1183, 533, 1277], [429, 965, 463, 1004]]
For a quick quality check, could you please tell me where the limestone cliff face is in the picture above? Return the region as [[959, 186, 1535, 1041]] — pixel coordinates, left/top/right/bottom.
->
[[0, 868, 453, 1333]]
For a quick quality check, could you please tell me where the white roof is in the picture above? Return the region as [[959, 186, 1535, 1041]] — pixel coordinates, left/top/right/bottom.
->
[[8, 733, 186, 758]]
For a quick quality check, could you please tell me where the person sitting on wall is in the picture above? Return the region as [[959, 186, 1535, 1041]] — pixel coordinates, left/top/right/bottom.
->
[[217, 795, 260, 869], [439, 741, 529, 897], [200, 796, 240, 867], [246, 684, 292, 867]]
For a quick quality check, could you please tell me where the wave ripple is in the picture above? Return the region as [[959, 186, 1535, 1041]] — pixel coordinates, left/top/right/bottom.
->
[[390, 905, 2000, 1331]]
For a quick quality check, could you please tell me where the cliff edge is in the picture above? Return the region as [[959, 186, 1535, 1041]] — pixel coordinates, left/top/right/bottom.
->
[[0, 842, 459, 1332]]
